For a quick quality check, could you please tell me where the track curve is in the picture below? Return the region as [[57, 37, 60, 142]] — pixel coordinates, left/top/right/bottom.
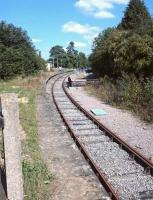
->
[[48, 73, 153, 200]]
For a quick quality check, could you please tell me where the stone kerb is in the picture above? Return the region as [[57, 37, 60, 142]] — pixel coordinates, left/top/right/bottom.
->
[[1, 94, 23, 200]]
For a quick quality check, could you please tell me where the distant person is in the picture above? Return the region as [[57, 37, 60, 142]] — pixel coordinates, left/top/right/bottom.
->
[[67, 76, 72, 88]]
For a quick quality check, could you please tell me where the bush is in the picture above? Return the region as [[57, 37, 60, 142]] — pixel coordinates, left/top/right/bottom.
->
[[116, 73, 143, 108], [90, 74, 153, 121]]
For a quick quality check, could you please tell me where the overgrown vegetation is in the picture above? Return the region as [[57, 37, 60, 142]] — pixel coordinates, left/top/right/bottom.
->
[[87, 74, 153, 121], [0, 21, 46, 79], [0, 72, 54, 199], [88, 0, 153, 122]]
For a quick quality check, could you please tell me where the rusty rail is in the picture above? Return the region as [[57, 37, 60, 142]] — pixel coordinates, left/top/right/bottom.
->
[[51, 75, 120, 200], [46, 73, 153, 199], [62, 77, 153, 176]]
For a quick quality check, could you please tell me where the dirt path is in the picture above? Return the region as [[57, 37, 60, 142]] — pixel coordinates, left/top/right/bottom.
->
[[36, 82, 109, 200]]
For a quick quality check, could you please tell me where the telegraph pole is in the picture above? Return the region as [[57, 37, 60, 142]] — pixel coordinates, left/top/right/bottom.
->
[[57, 56, 58, 68], [61, 59, 62, 67], [52, 57, 54, 68]]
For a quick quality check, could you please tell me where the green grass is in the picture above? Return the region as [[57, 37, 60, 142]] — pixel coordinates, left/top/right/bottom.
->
[[0, 72, 55, 199]]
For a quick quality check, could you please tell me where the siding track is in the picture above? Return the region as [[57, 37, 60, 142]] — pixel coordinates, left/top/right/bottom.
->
[[48, 73, 153, 200]]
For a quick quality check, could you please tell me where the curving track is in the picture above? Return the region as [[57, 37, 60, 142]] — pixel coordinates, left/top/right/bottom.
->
[[47, 73, 153, 200]]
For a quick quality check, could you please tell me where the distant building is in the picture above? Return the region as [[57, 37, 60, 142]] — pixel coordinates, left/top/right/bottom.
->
[[46, 62, 53, 71]]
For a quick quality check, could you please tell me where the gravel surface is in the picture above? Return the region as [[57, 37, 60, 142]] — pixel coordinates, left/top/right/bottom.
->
[[52, 74, 153, 200], [68, 73, 153, 160], [37, 75, 110, 200], [110, 175, 153, 200]]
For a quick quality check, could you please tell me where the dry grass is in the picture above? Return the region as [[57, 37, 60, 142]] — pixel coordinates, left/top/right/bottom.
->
[[85, 75, 153, 122], [0, 70, 55, 200]]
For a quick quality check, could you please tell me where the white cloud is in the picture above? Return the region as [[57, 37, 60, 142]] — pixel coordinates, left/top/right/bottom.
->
[[32, 38, 43, 43], [111, 0, 128, 3], [62, 21, 100, 42], [74, 41, 87, 48], [62, 21, 100, 35], [94, 10, 115, 18], [75, 0, 93, 12], [75, 0, 129, 19]]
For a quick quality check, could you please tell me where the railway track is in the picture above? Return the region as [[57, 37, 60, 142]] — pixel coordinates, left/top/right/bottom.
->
[[47, 73, 153, 200]]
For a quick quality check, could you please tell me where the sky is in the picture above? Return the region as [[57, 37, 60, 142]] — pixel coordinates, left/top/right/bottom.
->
[[0, 0, 153, 59]]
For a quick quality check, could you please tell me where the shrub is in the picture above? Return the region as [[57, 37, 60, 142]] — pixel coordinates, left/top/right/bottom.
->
[[89, 74, 153, 121]]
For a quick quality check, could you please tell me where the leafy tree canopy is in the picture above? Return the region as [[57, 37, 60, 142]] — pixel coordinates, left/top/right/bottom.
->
[[118, 0, 152, 35], [49, 45, 68, 68], [0, 21, 45, 79], [66, 41, 78, 55], [49, 41, 88, 69], [78, 52, 88, 68], [90, 28, 153, 77], [89, 0, 153, 78]]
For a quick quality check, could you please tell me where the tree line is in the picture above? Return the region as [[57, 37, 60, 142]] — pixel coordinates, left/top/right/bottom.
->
[[89, 0, 153, 78], [0, 20, 88, 80], [49, 41, 88, 69], [0, 21, 45, 79]]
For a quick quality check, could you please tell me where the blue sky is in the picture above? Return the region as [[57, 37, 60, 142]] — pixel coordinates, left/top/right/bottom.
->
[[1, 0, 153, 59]]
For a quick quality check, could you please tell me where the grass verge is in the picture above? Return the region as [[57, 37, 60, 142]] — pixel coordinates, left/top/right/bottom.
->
[[0, 71, 55, 199]]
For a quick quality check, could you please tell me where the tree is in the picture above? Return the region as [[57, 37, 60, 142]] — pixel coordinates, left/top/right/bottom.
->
[[66, 41, 78, 55], [0, 21, 45, 79], [106, 30, 153, 76], [49, 42, 88, 69], [77, 52, 88, 68], [66, 41, 78, 68], [118, 0, 152, 34], [90, 0, 153, 78], [49, 45, 68, 68], [89, 28, 115, 76], [90, 28, 153, 77]]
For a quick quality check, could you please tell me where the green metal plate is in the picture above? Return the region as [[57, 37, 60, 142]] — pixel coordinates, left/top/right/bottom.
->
[[91, 108, 108, 116]]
